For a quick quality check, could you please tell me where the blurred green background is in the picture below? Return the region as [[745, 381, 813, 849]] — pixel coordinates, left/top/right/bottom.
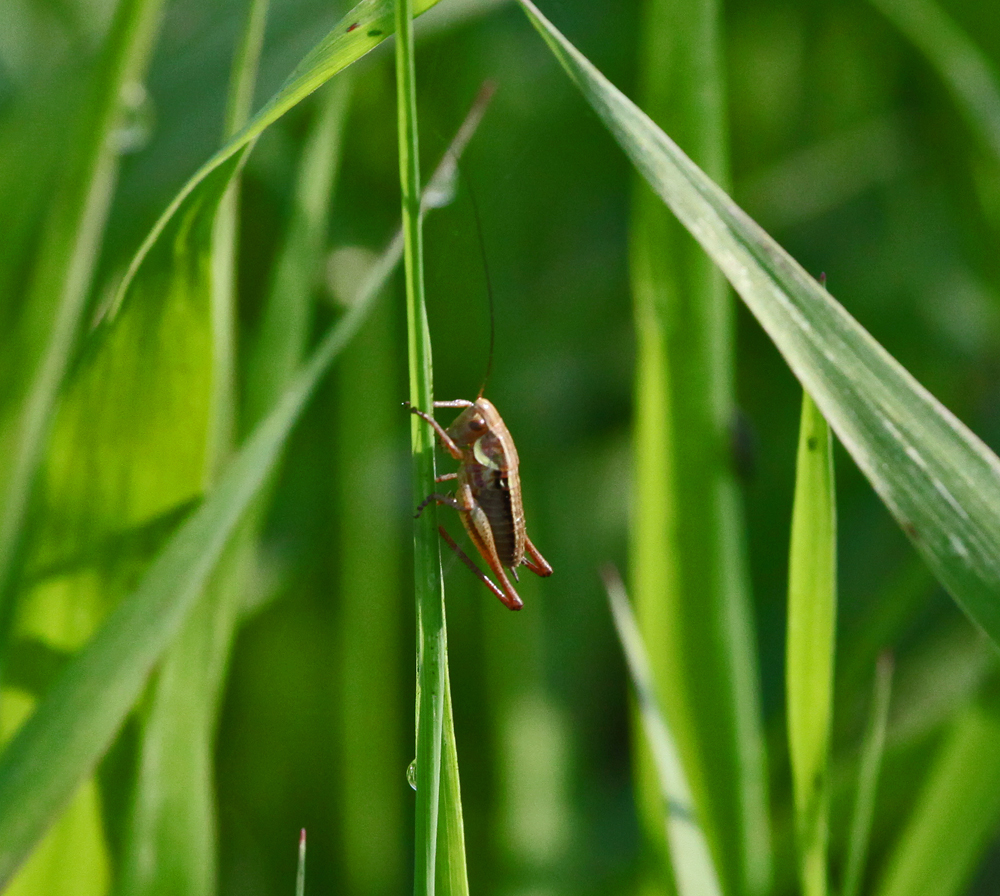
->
[[2, 0, 1000, 894]]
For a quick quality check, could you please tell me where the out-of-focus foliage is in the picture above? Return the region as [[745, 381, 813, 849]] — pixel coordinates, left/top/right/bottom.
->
[[2, 0, 1000, 894]]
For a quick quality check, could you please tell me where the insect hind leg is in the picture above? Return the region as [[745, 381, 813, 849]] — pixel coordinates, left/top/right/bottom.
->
[[437, 526, 523, 611], [522, 535, 553, 577]]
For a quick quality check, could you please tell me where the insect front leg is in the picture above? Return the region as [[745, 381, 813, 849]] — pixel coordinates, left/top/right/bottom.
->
[[414, 492, 461, 519], [406, 403, 463, 459]]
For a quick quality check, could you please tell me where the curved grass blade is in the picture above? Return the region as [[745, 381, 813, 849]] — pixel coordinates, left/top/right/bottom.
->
[[517, 0, 1000, 648], [0, 88, 487, 890], [116, 3, 272, 892], [786, 392, 836, 896], [245, 74, 353, 431], [0, 0, 167, 678], [108, 0, 444, 320], [0, 269, 365, 890], [603, 566, 723, 896]]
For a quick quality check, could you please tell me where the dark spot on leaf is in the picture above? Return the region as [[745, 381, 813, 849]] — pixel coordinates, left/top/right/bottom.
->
[[347, 22, 360, 32], [902, 521, 920, 541], [807, 436, 818, 451], [368, 29, 383, 36]]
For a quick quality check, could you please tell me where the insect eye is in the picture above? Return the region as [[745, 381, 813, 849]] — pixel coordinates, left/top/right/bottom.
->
[[469, 415, 487, 433]]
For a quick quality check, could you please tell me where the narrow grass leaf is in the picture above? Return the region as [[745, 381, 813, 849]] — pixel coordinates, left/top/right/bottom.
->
[[393, 0, 447, 892], [0, 4, 165, 891], [874, 701, 1000, 896], [604, 567, 723, 896], [0, 175, 417, 889], [628, 0, 769, 892], [245, 74, 353, 430], [841, 654, 893, 896], [116, 3, 271, 892], [0, 39, 486, 889], [112, 0, 445, 317], [786, 391, 836, 896], [0, 0, 167, 670], [517, 0, 1000, 648], [437, 667, 470, 896]]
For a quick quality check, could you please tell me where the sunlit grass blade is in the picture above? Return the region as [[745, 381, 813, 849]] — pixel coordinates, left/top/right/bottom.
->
[[874, 701, 1000, 896], [786, 391, 836, 896], [517, 0, 1000, 649], [0, 269, 366, 888], [0, 108, 481, 878], [869, 0, 1000, 163], [246, 74, 353, 431], [628, 0, 768, 893], [0, 0, 167, 676], [112, 0, 446, 318], [0, 2, 165, 891], [436, 666, 470, 896], [116, 3, 270, 892], [841, 654, 893, 896], [393, 0, 448, 892], [603, 566, 723, 896]]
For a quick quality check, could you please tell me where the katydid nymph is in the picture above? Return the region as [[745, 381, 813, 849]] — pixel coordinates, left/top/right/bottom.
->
[[406, 154, 551, 610], [408, 397, 552, 610]]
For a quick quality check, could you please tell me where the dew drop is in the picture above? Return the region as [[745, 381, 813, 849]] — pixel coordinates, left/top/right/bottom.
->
[[406, 758, 417, 790]]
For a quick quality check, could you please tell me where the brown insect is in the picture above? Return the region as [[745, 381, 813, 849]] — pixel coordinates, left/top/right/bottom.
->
[[408, 398, 552, 610]]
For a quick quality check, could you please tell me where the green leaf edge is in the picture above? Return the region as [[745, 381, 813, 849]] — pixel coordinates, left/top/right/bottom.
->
[[517, 0, 1000, 647]]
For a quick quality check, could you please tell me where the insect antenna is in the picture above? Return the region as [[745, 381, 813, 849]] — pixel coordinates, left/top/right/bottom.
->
[[456, 162, 496, 400]]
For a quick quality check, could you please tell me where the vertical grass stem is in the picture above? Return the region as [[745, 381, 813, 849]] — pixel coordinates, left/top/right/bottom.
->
[[394, 1, 447, 893]]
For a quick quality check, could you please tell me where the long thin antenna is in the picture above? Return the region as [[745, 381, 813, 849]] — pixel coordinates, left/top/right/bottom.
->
[[460, 165, 495, 399], [449, 81, 497, 399]]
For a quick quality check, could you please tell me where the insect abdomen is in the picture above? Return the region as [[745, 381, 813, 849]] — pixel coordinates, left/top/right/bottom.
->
[[477, 474, 521, 568]]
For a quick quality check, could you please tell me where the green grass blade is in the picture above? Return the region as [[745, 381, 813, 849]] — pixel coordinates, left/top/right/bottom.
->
[[436, 667, 470, 896], [112, 0, 445, 318], [869, 0, 1000, 164], [517, 0, 1000, 649], [116, 3, 270, 892], [604, 567, 723, 896], [0, 0, 167, 675], [393, 0, 447, 892], [0, 174, 419, 887], [245, 74, 353, 431], [874, 701, 1000, 896], [786, 391, 836, 896], [841, 654, 893, 896], [628, 1, 768, 893]]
